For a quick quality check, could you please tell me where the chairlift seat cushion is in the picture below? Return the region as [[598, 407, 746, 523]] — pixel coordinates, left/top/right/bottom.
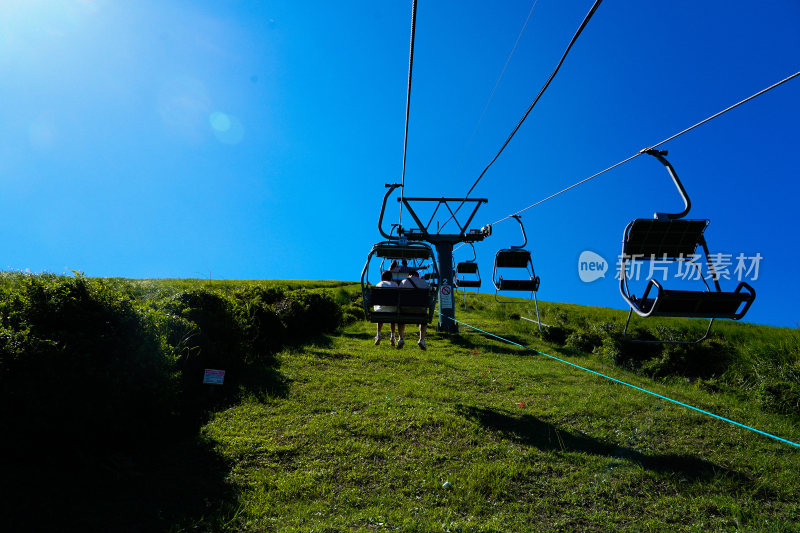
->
[[624, 219, 709, 259], [495, 250, 531, 268], [632, 284, 755, 319], [456, 280, 481, 288], [496, 277, 540, 292]]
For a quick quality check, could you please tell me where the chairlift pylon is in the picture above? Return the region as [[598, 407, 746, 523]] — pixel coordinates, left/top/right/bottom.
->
[[619, 149, 755, 344]]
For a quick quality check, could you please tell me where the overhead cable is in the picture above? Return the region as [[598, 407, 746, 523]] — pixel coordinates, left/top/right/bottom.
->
[[441, 0, 604, 231], [489, 69, 800, 227], [399, 0, 418, 230], [448, 0, 541, 183]]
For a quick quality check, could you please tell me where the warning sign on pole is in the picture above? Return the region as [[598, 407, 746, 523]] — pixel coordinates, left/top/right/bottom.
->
[[439, 283, 453, 309]]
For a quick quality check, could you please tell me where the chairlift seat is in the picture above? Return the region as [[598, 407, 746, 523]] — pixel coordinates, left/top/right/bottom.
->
[[629, 280, 755, 319], [496, 277, 540, 292], [624, 219, 709, 259], [618, 150, 756, 344]]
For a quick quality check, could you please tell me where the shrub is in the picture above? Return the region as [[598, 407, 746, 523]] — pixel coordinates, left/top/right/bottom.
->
[[275, 290, 342, 342], [343, 304, 365, 325], [757, 381, 800, 416], [163, 289, 252, 412], [565, 330, 603, 354], [0, 275, 174, 451], [540, 325, 572, 345], [598, 331, 660, 370], [333, 287, 351, 306], [549, 310, 569, 326], [734, 335, 800, 416], [232, 287, 287, 357], [640, 340, 733, 379]]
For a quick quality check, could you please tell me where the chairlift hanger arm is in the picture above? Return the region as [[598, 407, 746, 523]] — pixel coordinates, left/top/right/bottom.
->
[[642, 149, 691, 220], [510, 215, 528, 249], [378, 183, 403, 240]]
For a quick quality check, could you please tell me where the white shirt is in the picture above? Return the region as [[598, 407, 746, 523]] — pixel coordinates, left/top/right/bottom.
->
[[400, 276, 428, 289], [374, 279, 398, 312]]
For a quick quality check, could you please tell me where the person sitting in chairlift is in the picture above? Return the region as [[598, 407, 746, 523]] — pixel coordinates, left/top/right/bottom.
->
[[390, 259, 415, 282], [399, 270, 429, 350], [374, 270, 398, 347]]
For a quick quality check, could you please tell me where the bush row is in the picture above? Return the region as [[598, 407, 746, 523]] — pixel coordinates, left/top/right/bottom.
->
[[535, 313, 800, 417], [0, 274, 343, 454]]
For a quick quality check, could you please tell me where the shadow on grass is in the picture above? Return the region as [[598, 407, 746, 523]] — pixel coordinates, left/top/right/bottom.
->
[[341, 331, 374, 342], [448, 332, 531, 357], [463, 406, 748, 483], [1, 431, 238, 532], [1, 360, 289, 533], [288, 332, 336, 350]]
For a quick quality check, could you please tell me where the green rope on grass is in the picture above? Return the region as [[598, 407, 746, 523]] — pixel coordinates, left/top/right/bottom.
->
[[451, 317, 800, 450]]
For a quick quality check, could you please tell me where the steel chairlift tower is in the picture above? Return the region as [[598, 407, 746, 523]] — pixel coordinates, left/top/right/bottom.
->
[[378, 183, 491, 333]]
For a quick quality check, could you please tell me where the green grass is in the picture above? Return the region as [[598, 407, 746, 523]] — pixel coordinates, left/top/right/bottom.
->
[[200, 297, 800, 532], [3, 277, 798, 531]]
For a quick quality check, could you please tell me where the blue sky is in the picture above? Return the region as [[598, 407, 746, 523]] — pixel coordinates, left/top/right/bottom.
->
[[0, 1, 797, 327]]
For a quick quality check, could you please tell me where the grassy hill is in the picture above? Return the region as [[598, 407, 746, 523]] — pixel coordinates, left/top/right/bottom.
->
[[1, 275, 798, 531]]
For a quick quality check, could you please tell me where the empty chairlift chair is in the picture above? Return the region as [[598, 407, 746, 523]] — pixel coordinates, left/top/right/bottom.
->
[[455, 244, 481, 310], [619, 149, 756, 343], [455, 244, 481, 289], [361, 240, 439, 325], [492, 215, 542, 330]]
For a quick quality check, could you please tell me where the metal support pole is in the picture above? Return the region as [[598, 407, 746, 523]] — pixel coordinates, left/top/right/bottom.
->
[[435, 243, 457, 333]]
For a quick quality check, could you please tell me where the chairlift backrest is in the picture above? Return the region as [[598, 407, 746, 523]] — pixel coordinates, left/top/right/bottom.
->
[[456, 262, 478, 274], [374, 243, 432, 261], [623, 219, 709, 259], [494, 249, 532, 269]]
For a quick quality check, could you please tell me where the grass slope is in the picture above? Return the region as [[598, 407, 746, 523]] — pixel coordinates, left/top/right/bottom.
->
[[202, 296, 800, 532], [2, 277, 797, 531]]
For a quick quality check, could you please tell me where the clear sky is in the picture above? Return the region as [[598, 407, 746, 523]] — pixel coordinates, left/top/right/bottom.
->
[[0, 1, 798, 327]]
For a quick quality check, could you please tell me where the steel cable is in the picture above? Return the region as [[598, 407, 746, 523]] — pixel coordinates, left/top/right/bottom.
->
[[399, 0, 418, 231], [488, 70, 800, 227], [441, 0, 604, 231]]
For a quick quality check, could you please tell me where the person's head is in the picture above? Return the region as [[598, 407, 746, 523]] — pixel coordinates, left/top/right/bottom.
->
[[402, 259, 408, 266], [390, 260, 398, 270], [381, 270, 393, 282], [409, 270, 420, 278]]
